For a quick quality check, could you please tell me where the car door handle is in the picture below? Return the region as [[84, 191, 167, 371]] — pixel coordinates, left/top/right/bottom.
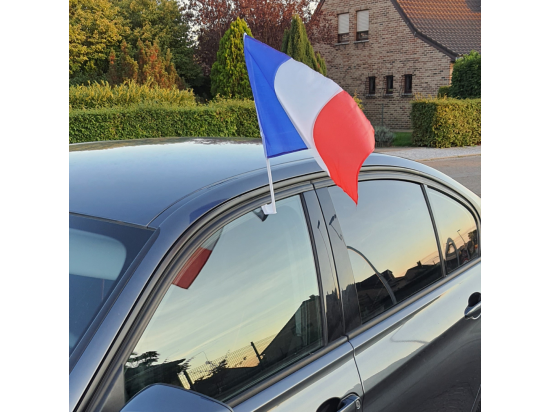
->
[[337, 394, 361, 412], [465, 302, 481, 319]]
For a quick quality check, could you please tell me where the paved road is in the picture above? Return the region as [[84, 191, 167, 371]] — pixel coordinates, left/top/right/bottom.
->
[[375, 146, 481, 197], [419, 156, 481, 197]]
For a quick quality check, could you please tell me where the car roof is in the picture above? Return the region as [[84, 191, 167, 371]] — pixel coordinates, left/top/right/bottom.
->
[[70, 137, 477, 226]]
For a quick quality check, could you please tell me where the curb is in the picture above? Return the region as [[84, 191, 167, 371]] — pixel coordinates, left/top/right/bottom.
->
[[416, 153, 481, 162]]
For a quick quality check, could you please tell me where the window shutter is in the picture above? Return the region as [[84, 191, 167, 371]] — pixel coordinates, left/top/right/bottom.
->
[[338, 13, 349, 34], [357, 10, 369, 32]]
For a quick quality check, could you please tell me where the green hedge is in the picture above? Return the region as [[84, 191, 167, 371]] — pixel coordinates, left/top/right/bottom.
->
[[69, 101, 260, 143], [449, 51, 481, 99], [411, 98, 481, 147]]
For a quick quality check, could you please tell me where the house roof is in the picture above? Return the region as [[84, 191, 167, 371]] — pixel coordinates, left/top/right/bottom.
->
[[392, 0, 481, 57]]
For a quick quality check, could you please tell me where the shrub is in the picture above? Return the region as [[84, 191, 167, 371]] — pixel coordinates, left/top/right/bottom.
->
[[437, 85, 450, 97], [352, 90, 364, 110], [210, 18, 253, 98], [449, 51, 481, 99], [411, 98, 481, 147], [69, 99, 260, 143], [69, 81, 196, 110], [373, 125, 395, 147]]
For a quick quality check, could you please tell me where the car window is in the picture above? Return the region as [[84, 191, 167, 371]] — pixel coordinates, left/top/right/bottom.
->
[[328, 180, 442, 324], [427, 188, 479, 274], [124, 195, 323, 403], [69, 215, 153, 355]]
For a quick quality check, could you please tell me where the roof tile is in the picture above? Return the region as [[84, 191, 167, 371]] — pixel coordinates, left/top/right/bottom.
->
[[394, 0, 481, 56]]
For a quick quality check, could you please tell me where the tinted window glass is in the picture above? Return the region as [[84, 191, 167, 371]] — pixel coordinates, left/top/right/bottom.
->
[[329, 180, 442, 323], [124, 196, 322, 403], [69, 215, 153, 354], [427, 188, 479, 274]]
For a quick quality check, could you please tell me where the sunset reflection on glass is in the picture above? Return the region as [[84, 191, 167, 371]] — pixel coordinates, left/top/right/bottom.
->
[[329, 180, 442, 323], [124, 196, 322, 402], [427, 188, 479, 274]]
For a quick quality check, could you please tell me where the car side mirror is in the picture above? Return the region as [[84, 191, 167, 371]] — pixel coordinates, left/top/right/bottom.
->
[[120, 384, 233, 412]]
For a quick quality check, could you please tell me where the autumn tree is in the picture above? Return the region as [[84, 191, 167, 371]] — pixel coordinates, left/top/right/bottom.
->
[[69, 0, 126, 76], [107, 40, 183, 89], [210, 18, 253, 98], [137, 40, 184, 89], [282, 15, 327, 76], [184, 0, 333, 74]]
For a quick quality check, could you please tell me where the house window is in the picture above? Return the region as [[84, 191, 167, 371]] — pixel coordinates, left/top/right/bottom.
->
[[386, 75, 394, 94], [338, 13, 349, 43], [368, 77, 376, 95], [404, 74, 413, 94], [356, 10, 369, 41]]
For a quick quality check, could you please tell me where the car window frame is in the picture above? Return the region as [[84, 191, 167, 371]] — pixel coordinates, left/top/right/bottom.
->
[[425, 186, 482, 273], [313, 169, 481, 339], [84, 184, 347, 412]]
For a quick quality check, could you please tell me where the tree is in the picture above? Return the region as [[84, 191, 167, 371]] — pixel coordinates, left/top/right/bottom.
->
[[107, 39, 183, 89], [137, 39, 184, 89], [106, 40, 139, 85], [112, 0, 203, 87], [449, 51, 481, 99], [69, 0, 126, 75], [210, 18, 253, 98], [184, 0, 334, 74], [281, 15, 327, 76]]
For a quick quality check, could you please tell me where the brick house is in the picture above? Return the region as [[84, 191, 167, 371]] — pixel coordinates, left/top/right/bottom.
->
[[314, 0, 481, 129]]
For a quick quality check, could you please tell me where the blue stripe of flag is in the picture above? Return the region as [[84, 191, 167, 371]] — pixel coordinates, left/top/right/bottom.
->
[[244, 36, 308, 158]]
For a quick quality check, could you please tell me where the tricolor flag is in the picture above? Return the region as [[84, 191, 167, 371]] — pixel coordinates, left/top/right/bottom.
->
[[244, 34, 375, 213]]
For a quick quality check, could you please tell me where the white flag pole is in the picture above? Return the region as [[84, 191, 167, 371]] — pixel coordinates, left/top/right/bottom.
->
[[261, 156, 277, 215]]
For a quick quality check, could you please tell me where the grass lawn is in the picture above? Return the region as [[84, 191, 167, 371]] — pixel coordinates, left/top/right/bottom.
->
[[393, 132, 413, 147]]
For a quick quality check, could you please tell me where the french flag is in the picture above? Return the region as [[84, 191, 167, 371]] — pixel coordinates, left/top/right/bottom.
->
[[244, 35, 375, 208]]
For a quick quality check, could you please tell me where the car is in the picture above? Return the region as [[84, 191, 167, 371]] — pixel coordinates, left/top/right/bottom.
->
[[70, 137, 481, 412]]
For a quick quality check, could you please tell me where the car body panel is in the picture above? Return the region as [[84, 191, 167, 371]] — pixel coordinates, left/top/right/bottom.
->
[[233, 341, 363, 412], [350, 262, 481, 412]]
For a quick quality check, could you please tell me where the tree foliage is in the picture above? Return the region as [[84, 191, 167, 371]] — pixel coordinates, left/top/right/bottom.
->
[[184, 0, 333, 74], [449, 51, 481, 99], [70, 0, 201, 88], [106, 40, 183, 89], [210, 18, 253, 98], [281, 15, 327, 76], [111, 0, 203, 87], [69, 0, 126, 75]]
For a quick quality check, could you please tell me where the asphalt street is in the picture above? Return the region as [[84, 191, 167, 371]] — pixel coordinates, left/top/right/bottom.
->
[[375, 147, 481, 197], [420, 156, 481, 197]]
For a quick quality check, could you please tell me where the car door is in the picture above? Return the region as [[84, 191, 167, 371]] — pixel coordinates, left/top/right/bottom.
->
[[315, 175, 481, 412], [89, 188, 363, 412]]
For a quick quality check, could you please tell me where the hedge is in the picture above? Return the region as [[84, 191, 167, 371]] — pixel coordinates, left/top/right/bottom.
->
[[411, 98, 481, 147], [69, 100, 260, 143], [449, 51, 481, 99], [69, 81, 196, 110]]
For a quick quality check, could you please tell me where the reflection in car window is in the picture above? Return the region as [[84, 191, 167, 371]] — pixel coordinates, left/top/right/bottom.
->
[[329, 181, 442, 324], [124, 196, 322, 403], [427, 188, 479, 274], [69, 215, 153, 355]]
